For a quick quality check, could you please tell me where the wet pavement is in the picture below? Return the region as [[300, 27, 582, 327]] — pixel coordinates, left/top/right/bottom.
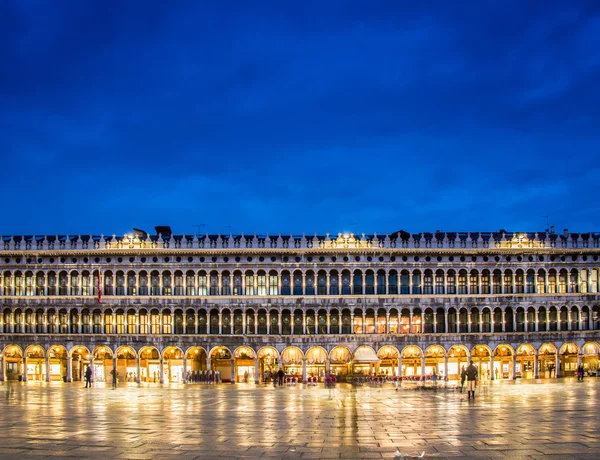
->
[[1, 378, 599, 459]]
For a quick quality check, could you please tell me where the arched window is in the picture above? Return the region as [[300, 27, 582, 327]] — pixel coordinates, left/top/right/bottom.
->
[[548, 270, 557, 293], [221, 271, 231, 296], [388, 270, 398, 295], [424, 308, 434, 333], [139, 309, 148, 334], [435, 270, 445, 295], [139, 271, 148, 296], [281, 271, 291, 295], [329, 270, 339, 295], [269, 270, 278, 296], [423, 270, 433, 295], [504, 307, 514, 332], [174, 271, 184, 296], [504, 270, 513, 294], [293, 271, 303, 295], [257, 270, 267, 296], [447, 270, 456, 294], [558, 270, 568, 293], [377, 270, 386, 295], [400, 270, 410, 294], [515, 270, 524, 294], [470, 308, 480, 333], [185, 271, 195, 296], [436, 307, 446, 333], [458, 270, 467, 294], [482, 308, 491, 333], [538, 307, 547, 331], [537, 269, 546, 293], [162, 309, 172, 334], [315, 270, 326, 296], [412, 270, 422, 295], [492, 270, 502, 294], [365, 270, 375, 295], [526, 270, 535, 293], [469, 270, 479, 294], [515, 307, 525, 332], [447, 308, 457, 333], [233, 271, 242, 295], [353, 270, 363, 295], [305, 270, 315, 295], [570, 306, 579, 330], [209, 271, 219, 296], [570, 269, 579, 293], [245, 271, 255, 296], [481, 270, 490, 294]]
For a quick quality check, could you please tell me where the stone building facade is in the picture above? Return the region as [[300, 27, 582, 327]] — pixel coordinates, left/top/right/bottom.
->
[[1, 229, 599, 384]]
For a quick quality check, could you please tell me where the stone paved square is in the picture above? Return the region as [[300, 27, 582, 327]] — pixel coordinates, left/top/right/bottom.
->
[[1, 378, 599, 459]]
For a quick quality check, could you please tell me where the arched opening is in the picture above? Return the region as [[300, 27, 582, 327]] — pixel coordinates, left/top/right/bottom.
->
[[209, 346, 231, 382], [329, 346, 352, 381], [116, 346, 137, 383], [233, 346, 256, 383], [258, 346, 280, 384], [306, 347, 327, 381], [185, 347, 208, 382]]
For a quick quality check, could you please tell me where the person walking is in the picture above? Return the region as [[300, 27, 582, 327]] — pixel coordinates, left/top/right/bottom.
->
[[111, 368, 117, 389], [277, 368, 285, 387], [85, 366, 92, 388], [466, 360, 478, 399], [577, 365, 584, 382]]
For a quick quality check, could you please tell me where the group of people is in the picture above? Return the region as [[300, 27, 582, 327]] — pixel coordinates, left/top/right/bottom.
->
[[185, 369, 221, 383], [460, 361, 479, 399]]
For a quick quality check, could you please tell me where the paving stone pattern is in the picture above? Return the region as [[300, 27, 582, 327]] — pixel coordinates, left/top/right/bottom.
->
[[1, 379, 599, 459]]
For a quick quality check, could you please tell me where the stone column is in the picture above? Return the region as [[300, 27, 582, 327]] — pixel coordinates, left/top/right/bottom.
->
[[218, 312, 223, 335], [421, 355, 426, 377], [206, 354, 211, 371], [397, 356, 402, 377], [136, 355, 141, 384], [230, 358, 235, 384], [44, 353, 51, 382], [290, 313, 294, 335], [23, 356, 28, 381], [302, 359, 307, 384], [362, 313, 366, 334], [182, 356, 187, 383], [555, 353, 560, 378], [534, 353, 539, 379], [444, 355, 449, 380], [386, 313, 390, 334], [326, 313, 331, 334], [512, 354, 517, 380], [490, 354, 495, 380], [254, 359, 259, 384], [67, 356, 73, 382], [302, 312, 306, 335], [159, 359, 164, 384], [0, 355, 4, 381], [326, 359, 330, 374], [266, 313, 270, 335]]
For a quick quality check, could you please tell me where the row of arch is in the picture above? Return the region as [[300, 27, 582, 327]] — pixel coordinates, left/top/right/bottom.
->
[[2, 267, 599, 296], [2, 341, 598, 383], [3, 305, 600, 335]]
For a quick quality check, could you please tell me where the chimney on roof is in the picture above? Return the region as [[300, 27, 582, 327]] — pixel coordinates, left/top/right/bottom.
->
[[550, 225, 555, 234], [155, 225, 172, 236], [563, 228, 569, 237]]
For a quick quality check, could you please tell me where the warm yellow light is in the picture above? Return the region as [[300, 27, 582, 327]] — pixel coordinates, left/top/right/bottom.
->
[[194, 349, 199, 354]]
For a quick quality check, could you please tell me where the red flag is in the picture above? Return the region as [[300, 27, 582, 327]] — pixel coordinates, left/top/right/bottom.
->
[[97, 270, 102, 304]]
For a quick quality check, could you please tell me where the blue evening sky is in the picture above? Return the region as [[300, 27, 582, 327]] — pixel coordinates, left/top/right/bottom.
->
[[1, 1, 599, 237]]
